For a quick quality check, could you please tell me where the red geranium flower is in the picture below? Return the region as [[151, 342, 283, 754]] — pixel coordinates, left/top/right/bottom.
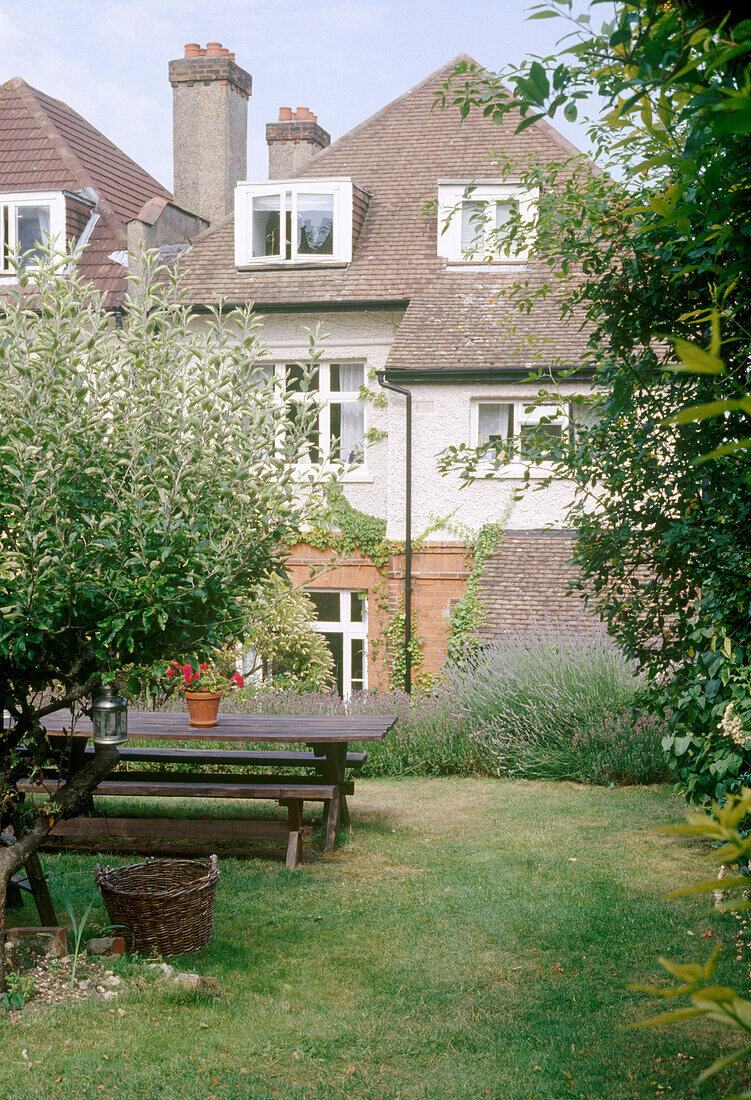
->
[[231, 672, 245, 688]]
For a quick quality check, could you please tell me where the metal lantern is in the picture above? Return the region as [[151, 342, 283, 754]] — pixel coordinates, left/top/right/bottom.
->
[[92, 684, 128, 746]]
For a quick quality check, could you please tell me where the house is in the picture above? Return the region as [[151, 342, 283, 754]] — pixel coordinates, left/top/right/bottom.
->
[[171, 44, 599, 695], [0, 75, 205, 305], [0, 46, 600, 697]]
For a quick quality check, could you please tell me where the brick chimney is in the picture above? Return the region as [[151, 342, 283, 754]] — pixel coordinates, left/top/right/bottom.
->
[[266, 108, 331, 179], [169, 43, 252, 224]]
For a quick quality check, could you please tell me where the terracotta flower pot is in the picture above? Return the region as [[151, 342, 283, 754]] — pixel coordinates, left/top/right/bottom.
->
[[184, 690, 223, 728]]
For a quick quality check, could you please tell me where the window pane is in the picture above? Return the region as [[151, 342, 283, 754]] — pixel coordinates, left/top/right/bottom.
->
[[16, 205, 50, 265], [330, 363, 364, 393], [350, 591, 365, 623], [322, 632, 344, 697], [286, 363, 319, 393], [478, 403, 513, 446], [520, 421, 563, 460], [297, 193, 334, 255], [331, 401, 364, 464], [309, 591, 341, 622], [494, 202, 515, 229], [252, 194, 281, 257], [351, 638, 364, 692], [461, 200, 485, 253]]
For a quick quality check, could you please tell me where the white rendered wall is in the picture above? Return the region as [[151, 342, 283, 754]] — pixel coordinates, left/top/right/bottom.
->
[[383, 380, 592, 541], [216, 307, 589, 541]]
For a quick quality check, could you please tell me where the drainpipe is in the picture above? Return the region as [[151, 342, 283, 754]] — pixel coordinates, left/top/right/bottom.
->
[[376, 371, 412, 694]]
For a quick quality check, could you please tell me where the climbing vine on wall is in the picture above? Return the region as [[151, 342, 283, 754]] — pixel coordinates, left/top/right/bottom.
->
[[306, 486, 393, 572], [446, 521, 507, 665]]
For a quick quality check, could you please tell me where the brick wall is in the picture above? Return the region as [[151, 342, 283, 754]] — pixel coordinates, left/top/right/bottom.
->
[[477, 530, 598, 640], [285, 541, 472, 689]]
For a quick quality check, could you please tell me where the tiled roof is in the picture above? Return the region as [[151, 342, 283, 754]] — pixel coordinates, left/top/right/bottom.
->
[[0, 77, 171, 303], [177, 55, 590, 372]]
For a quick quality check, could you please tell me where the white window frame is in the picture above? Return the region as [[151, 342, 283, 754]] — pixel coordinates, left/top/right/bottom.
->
[[437, 181, 537, 265], [0, 190, 66, 279], [263, 360, 367, 472], [470, 398, 570, 475], [309, 589, 368, 699], [234, 178, 353, 268]]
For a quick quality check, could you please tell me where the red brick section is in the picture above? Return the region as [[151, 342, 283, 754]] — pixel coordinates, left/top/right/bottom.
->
[[286, 541, 472, 689], [476, 531, 599, 639], [0, 76, 172, 304], [168, 43, 252, 99], [177, 54, 591, 374], [266, 108, 331, 152]]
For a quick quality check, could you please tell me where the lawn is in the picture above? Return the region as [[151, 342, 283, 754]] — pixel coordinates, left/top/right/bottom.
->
[[3, 779, 747, 1100]]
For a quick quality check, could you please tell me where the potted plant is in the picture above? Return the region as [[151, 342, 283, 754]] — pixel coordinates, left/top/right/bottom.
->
[[166, 661, 245, 728]]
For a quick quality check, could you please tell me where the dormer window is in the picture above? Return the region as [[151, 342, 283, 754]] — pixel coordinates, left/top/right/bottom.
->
[[235, 179, 353, 267], [0, 191, 66, 274], [437, 182, 537, 266]]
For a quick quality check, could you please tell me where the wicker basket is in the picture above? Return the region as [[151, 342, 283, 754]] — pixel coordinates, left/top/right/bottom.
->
[[95, 856, 220, 957]]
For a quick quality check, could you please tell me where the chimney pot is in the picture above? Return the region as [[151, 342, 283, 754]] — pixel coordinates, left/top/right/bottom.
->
[[228, 52, 235, 61], [206, 41, 223, 56], [266, 107, 331, 178], [184, 43, 201, 58]]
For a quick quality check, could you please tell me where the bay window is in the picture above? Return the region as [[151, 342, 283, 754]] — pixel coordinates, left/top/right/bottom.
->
[[235, 179, 353, 267]]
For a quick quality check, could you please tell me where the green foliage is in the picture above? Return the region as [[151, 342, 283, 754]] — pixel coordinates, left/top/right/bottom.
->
[[241, 575, 334, 691], [0, 249, 333, 828], [630, 787, 751, 1096], [661, 628, 751, 804], [63, 887, 97, 987], [446, 521, 506, 664], [307, 486, 392, 572], [451, 629, 666, 784], [384, 609, 424, 692], [0, 971, 34, 1012], [437, 1, 751, 804]]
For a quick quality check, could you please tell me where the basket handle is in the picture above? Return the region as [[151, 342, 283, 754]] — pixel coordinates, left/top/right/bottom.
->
[[209, 854, 218, 877]]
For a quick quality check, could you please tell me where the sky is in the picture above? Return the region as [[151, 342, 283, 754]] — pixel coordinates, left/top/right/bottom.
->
[[0, 0, 592, 190]]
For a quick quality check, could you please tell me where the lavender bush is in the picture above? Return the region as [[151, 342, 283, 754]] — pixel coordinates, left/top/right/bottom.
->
[[451, 629, 669, 784], [148, 628, 668, 783], [228, 683, 477, 776]]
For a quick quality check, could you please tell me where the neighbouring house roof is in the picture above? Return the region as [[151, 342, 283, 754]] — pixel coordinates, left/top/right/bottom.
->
[[177, 55, 591, 374], [0, 77, 172, 303]]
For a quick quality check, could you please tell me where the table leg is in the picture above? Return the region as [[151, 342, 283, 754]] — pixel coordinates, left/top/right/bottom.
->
[[283, 800, 304, 870], [323, 744, 350, 829], [324, 788, 340, 852]]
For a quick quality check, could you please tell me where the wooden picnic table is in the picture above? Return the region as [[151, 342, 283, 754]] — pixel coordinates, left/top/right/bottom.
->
[[19, 711, 397, 868]]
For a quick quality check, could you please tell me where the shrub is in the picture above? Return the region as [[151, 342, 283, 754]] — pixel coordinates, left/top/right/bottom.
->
[[451, 629, 668, 785], [226, 684, 477, 777]]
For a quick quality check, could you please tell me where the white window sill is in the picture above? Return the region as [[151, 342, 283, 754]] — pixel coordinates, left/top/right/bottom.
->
[[236, 260, 349, 272], [472, 462, 559, 480], [341, 470, 374, 484], [443, 261, 528, 273]]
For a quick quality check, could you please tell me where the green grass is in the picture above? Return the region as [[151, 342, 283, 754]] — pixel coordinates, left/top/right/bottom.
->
[[3, 779, 747, 1099]]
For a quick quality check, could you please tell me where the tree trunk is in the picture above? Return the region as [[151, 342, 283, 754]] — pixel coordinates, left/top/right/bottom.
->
[[0, 745, 120, 994]]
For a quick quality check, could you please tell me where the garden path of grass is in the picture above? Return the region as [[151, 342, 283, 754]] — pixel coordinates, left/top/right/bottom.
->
[[2, 778, 748, 1100]]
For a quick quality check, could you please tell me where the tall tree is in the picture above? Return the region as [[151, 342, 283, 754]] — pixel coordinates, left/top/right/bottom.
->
[[437, 0, 751, 801], [0, 254, 330, 987]]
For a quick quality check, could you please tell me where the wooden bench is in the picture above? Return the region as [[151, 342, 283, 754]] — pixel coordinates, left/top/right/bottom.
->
[[18, 777, 354, 869], [80, 745, 368, 769]]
